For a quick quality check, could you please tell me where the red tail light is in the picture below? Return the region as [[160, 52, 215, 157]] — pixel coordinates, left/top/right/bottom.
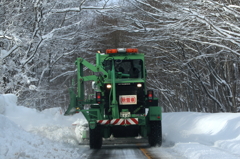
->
[[96, 92, 102, 104], [147, 90, 153, 102]]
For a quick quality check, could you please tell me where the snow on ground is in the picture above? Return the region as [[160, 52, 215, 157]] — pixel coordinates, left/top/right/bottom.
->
[[156, 112, 240, 159], [0, 94, 86, 159], [1, 94, 240, 159]]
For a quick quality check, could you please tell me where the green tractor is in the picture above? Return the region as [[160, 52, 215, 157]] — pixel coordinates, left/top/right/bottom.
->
[[65, 48, 162, 149]]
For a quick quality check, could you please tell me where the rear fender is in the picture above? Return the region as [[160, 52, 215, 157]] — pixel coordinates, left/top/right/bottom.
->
[[149, 106, 161, 121], [89, 121, 97, 129]]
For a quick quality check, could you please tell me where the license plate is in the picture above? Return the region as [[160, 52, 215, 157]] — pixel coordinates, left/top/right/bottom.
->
[[120, 112, 131, 118], [119, 95, 137, 105]]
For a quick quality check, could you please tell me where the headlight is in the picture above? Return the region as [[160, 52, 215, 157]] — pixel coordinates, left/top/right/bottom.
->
[[106, 84, 112, 89], [137, 83, 142, 87]]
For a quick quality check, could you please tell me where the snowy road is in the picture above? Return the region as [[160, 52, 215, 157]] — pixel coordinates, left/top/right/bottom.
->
[[76, 138, 151, 158], [77, 144, 148, 159], [1, 94, 240, 159], [77, 139, 240, 159], [76, 141, 186, 159]]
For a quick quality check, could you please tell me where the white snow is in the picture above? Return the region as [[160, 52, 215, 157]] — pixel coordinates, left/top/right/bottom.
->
[[158, 112, 240, 158], [0, 94, 86, 159], [29, 85, 37, 90], [1, 94, 240, 158]]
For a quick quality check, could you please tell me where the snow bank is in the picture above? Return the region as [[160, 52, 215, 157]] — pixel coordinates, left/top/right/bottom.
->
[[0, 115, 79, 159], [0, 94, 87, 159], [162, 112, 240, 158], [163, 112, 240, 144], [2, 94, 87, 144]]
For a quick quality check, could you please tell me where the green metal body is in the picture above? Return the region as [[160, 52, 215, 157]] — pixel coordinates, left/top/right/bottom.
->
[[65, 51, 162, 139]]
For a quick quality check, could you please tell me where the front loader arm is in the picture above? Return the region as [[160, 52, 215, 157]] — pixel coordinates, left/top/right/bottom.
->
[[76, 56, 108, 98], [64, 54, 108, 116]]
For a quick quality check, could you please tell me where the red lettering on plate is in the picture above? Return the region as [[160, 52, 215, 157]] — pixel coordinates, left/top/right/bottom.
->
[[131, 97, 136, 103], [120, 95, 137, 104], [121, 97, 126, 103]]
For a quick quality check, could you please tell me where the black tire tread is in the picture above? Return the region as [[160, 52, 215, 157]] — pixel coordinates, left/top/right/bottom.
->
[[148, 121, 162, 147], [89, 125, 102, 149]]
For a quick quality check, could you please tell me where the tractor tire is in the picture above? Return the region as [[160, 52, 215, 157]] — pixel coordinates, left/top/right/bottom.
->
[[148, 121, 162, 147], [89, 125, 102, 149]]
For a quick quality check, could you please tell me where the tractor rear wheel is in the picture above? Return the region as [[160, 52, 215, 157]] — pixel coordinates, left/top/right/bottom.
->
[[148, 121, 162, 147], [89, 125, 102, 149]]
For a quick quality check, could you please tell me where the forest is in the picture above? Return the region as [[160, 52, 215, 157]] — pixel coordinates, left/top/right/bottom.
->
[[0, 0, 240, 112]]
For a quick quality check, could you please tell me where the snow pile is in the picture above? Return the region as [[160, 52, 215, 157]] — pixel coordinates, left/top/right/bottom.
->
[[0, 94, 87, 159], [0, 115, 79, 159], [161, 112, 240, 158], [163, 112, 240, 143]]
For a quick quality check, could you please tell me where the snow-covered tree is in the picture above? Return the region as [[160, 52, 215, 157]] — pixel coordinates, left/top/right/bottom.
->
[[1, 0, 239, 112], [0, 0, 121, 110]]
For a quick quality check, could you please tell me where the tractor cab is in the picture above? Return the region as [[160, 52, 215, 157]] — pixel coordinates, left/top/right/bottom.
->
[[103, 59, 143, 78]]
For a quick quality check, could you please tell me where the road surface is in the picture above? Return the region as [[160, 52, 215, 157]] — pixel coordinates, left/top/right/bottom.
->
[[76, 138, 186, 159]]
